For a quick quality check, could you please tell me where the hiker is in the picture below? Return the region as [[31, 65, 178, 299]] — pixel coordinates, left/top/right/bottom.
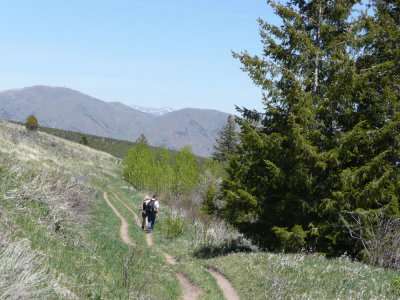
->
[[146, 194, 159, 233], [139, 195, 150, 230]]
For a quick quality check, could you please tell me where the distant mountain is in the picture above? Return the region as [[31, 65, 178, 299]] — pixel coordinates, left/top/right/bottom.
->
[[0, 86, 229, 156], [130, 104, 174, 116]]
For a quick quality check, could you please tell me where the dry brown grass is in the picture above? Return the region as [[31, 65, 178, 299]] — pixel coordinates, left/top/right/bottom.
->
[[0, 238, 51, 300]]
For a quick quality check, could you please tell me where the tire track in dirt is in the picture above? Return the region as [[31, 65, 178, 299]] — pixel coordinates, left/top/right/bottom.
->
[[103, 191, 134, 247], [206, 268, 240, 300]]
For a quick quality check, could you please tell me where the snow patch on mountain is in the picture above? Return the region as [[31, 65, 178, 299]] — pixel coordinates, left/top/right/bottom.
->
[[130, 105, 174, 116]]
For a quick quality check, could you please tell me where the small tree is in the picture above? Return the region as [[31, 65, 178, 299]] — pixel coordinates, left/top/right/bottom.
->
[[80, 135, 89, 145], [212, 115, 238, 162], [135, 134, 149, 145], [25, 115, 39, 131]]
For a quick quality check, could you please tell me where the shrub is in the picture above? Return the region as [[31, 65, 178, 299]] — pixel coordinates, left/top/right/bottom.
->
[[25, 114, 39, 131], [342, 211, 400, 271], [165, 213, 184, 239], [272, 225, 307, 252], [391, 276, 400, 296], [80, 135, 89, 145], [0, 239, 51, 299], [197, 170, 222, 215], [192, 217, 257, 258]]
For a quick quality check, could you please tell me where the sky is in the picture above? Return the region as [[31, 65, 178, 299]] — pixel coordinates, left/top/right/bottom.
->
[[0, 0, 279, 115]]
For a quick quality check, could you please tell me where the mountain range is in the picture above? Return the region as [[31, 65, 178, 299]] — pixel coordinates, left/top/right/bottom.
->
[[0, 86, 229, 156]]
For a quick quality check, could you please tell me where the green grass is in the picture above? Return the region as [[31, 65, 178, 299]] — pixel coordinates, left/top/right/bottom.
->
[[127, 194, 400, 299], [1, 119, 399, 300]]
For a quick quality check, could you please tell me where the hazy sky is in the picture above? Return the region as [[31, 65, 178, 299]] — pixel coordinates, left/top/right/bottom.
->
[[0, 0, 279, 115]]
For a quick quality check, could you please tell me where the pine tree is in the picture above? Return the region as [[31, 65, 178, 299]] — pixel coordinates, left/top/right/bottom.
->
[[224, 0, 360, 253], [337, 0, 400, 249], [212, 115, 238, 162]]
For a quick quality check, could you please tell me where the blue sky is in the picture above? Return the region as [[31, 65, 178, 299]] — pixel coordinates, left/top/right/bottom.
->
[[0, 0, 278, 115]]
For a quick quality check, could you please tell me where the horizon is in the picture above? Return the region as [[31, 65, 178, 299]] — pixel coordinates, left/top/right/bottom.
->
[[0, 0, 279, 115], [0, 84, 235, 114]]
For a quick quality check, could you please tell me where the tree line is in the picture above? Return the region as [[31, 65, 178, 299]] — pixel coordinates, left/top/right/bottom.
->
[[123, 137, 222, 210]]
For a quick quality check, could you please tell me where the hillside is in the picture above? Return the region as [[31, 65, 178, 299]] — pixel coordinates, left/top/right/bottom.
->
[[0, 86, 229, 156], [1, 119, 399, 299]]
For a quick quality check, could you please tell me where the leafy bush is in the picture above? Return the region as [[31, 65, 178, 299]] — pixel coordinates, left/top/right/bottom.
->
[[25, 114, 39, 131], [391, 276, 400, 296], [272, 225, 307, 252], [165, 213, 184, 239]]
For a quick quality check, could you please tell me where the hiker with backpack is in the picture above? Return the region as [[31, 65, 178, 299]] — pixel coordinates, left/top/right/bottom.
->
[[146, 194, 159, 233], [139, 195, 150, 230]]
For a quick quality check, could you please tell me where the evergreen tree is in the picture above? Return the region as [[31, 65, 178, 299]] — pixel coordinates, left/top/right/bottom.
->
[[224, 0, 360, 253], [25, 114, 39, 131], [80, 135, 89, 145], [212, 115, 239, 162], [337, 0, 400, 251], [135, 134, 149, 145]]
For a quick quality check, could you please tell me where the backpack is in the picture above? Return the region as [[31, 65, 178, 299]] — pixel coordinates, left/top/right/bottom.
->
[[142, 201, 148, 216], [146, 199, 156, 214]]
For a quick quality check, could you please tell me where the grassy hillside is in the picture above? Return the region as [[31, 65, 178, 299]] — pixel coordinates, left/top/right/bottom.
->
[[10, 119, 196, 160], [0, 119, 399, 299], [39, 123, 138, 159]]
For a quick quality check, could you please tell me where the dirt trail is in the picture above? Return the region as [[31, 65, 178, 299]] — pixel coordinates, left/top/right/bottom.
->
[[113, 192, 153, 246], [174, 272, 202, 300], [163, 252, 178, 265], [103, 191, 134, 247], [114, 193, 202, 299], [163, 254, 201, 299], [206, 268, 240, 300], [112, 192, 141, 227]]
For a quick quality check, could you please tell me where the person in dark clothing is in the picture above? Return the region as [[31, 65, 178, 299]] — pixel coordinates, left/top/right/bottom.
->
[[139, 195, 150, 230], [146, 194, 159, 233]]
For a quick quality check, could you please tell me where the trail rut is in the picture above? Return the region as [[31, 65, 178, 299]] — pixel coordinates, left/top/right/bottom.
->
[[112, 192, 153, 246], [103, 191, 134, 247], [207, 268, 240, 300], [112, 192, 142, 227], [174, 272, 202, 300], [112, 193, 242, 300]]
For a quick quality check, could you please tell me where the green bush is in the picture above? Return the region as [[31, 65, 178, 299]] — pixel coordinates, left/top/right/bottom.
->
[[165, 213, 184, 239], [273, 225, 308, 252], [25, 115, 39, 131], [80, 135, 89, 145], [390, 276, 400, 296]]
